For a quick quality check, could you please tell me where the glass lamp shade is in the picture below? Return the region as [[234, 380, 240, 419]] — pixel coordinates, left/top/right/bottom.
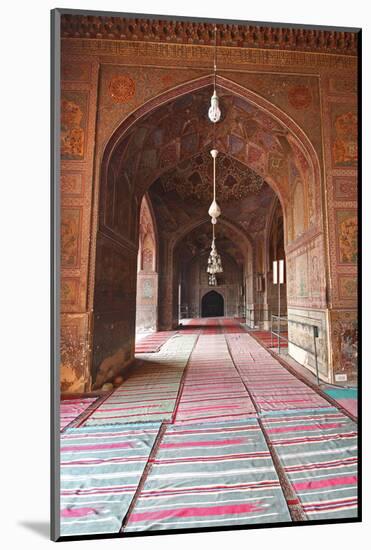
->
[[208, 91, 221, 123], [208, 199, 221, 220], [208, 274, 217, 286]]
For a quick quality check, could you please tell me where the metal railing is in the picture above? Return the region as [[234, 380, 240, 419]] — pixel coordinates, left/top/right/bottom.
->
[[245, 307, 272, 325], [270, 314, 288, 355], [270, 316, 321, 384]]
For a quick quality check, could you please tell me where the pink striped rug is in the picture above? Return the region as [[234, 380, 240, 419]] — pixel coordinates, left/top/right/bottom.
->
[[174, 334, 256, 424], [226, 333, 330, 412], [262, 409, 358, 520], [60, 397, 98, 431], [179, 318, 245, 335], [135, 331, 177, 353], [124, 419, 291, 532]]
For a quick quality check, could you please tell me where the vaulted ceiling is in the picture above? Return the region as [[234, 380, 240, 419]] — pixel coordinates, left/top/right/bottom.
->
[[111, 85, 304, 201], [148, 150, 276, 243], [175, 221, 246, 267], [131, 85, 285, 267]]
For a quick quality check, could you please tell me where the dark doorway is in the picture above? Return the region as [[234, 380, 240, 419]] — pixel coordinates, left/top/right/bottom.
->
[[201, 291, 224, 317]]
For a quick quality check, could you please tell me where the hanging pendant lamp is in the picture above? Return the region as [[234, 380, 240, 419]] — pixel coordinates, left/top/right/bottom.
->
[[208, 149, 221, 224], [208, 26, 221, 124], [206, 25, 223, 285], [206, 211, 223, 286]]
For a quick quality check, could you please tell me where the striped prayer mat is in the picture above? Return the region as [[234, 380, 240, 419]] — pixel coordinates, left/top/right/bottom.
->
[[135, 331, 177, 353], [124, 419, 292, 532], [261, 408, 358, 520], [227, 334, 330, 412], [60, 423, 161, 536], [179, 318, 246, 335], [251, 330, 288, 348], [84, 334, 197, 426], [60, 397, 98, 431], [324, 388, 358, 418], [174, 334, 256, 424]]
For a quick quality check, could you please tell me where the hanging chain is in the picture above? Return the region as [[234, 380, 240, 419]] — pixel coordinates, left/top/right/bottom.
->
[[214, 25, 217, 90]]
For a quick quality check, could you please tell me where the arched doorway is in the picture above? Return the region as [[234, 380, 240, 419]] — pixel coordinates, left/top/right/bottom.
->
[[88, 75, 326, 390], [201, 291, 224, 318], [136, 195, 159, 334]]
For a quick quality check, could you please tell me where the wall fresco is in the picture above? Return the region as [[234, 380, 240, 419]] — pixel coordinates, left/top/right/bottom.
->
[[108, 74, 136, 103], [61, 91, 88, 160], [335, 209, 358, 264], [330, 310, 358, 383], [330, 104, 357, 168], [62, 60, 92, 82], [338, 275, 357, 300], [296, 252, 309, 298], [333, 175, 357, 200], [329, 77, 357, 95], [61, 278, 80, 307], [60, 171, 84, 197], [61, 207, 81, 268]]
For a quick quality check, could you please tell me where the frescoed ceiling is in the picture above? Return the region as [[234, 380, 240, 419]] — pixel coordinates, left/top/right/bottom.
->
[[116, 86, 299, 199], [173, 221, 246, 267], [127, 85, 284, 270], [149, 152, 276, 243]]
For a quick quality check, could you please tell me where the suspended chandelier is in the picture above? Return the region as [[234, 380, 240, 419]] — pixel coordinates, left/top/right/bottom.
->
[[208, 149, 221, 225], [206, 150, 223, 286], [206, 25, 223, 286], [207, 223, 223, 275], [208, 25, 221, 124]]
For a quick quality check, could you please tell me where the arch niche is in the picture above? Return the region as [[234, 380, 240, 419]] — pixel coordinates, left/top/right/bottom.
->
[[135, 194, 159, 333], [90, 75, 326, 389], [173, 217, 253, 321], [201, 291, 225, 318]]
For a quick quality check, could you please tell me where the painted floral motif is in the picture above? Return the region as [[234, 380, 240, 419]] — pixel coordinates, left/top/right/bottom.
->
[[61, 92, 86, 160], [332, 111, 357, 167], [331, 312, 358, 381], [61, 208, 81, 267], [61, 279, 79, 305], [336, 210, 358, 264], [338, 276, 357, 299], [109, 75, 135, 103]]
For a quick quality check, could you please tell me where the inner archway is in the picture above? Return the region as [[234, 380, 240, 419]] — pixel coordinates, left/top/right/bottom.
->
[[202, 291, 224, 318], [89, 75, 327, 390]]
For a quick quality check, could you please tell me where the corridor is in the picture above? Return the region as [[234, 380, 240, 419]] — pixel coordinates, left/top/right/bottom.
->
[[60, 319, 358, 537]]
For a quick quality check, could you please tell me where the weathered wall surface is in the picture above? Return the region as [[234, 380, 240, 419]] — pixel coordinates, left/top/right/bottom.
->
[[59, 22, 358, 391], [60, 58, 99, 393], [321, 75, 358, 383]]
